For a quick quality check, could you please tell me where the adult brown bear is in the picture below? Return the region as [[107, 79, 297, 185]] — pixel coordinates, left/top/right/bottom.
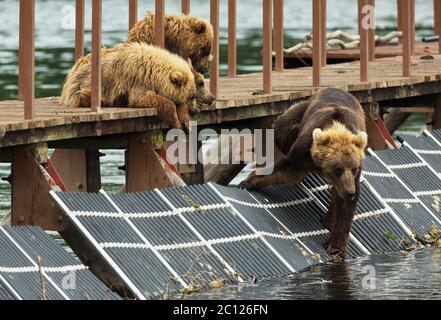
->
[[240, 88, 368, 257]]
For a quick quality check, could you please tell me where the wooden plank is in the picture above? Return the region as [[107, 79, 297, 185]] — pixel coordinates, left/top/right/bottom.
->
[[320, 0, 327, 67], [228, 0, 237, 77], [91, 0, 102, 112], [274, 0, 284, 72], [368, 0, 376, 62], [19, 0, 35, 120], [402, 0, 412, 77], [263, 0, 273, 94], [359, 0, 369, 82], [129, 0, 138, 30], [312, 0, 322, 87], [182, 0, 190, 15], [435, 94, 441, 129], [50, 149, 88, 192], [210, 0, 220, 97], [155, 0, 165, 48], [75, 0, 85, 61]]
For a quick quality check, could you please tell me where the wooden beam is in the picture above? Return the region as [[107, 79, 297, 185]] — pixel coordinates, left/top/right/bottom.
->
[[402, 0, 412, 77], [435, 94, 441, 129], [228, 0, 237, 77], [182, 0, 190, 15], [274, 0, 284, 72], [129, 0, 138, 30], [19, 0, 35, 119], [50, 150, 88, 192], [410, 0, 416, 55], [436, 0, 441, 53], [320, 0, 327, 67], [312, 0, 322, 87], [368, 0, 376, 62], [155, 0, 165, 48], [12, 145, 66, 232], [91, 0, 102, 112], [210, 0, 220, 97], [364, 109, 389, 150], [263, 0, 273, 94], [75, 0, 85, 61], [359, 0, 369, 82], [397, 0, 403, 44]]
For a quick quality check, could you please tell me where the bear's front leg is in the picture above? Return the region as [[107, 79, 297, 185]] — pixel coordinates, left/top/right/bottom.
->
[[177, 103, 191, 129], [239, 158, 308, 191], [128, 90, 181, 128], [324, 174, 360, 257]]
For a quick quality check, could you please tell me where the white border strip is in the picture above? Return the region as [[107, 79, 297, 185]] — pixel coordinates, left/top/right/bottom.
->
[[424, 130, 441, 148], [0, 226, 70, 300], [362, 171, 395, 178], [155, 188, 245, 282], [368, 149, 441, 226], [50, 191, 147, 300], [100, 190, 188, 289], [0, 265, 87, 274], [208, 183, 297, 273], [388, 163, 426, 170], [0, 274, 22, 300], [225, 196, 314, 209]]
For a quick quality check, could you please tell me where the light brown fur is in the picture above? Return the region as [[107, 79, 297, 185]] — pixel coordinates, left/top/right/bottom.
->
[[60, 43, 198, 128], [127, 12, 214, 74]]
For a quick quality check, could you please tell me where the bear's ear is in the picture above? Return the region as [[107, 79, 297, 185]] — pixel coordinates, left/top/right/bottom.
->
[[353, 131, 368, 150], [193, 21, 207, 34], [170, 71, 188, 87], [313, 128, 331, 146]]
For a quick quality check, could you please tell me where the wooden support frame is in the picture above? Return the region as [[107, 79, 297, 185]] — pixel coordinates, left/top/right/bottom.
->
[[19, 0, 35, 119], [367, 0, 376, 62], [436, 0, 441, 53], [402, 0, 412, 77], [228, 0, 237, 77], [182, 0, 191, 15], [364, 106, 389, 151], [11, 145, 67, 232], [435, 94, 441, 130], [410, 0, 416, 55], [359, 0, 369, 82], [210, 0, 220, 98], [263, 0, 273, 94], [129, 0, 138, 30], [155, 0, 165, 48], [274, 0, 284, 72], [320, 0, 327, 67], [91, 0, 102, 113], [75, 0, 85, 61], [312, 0, 322, 87]]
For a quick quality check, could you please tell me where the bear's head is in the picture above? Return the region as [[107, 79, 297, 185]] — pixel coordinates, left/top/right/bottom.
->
[[169, 70, 198, 113], [185, 18, 214, 74], [188, 59, 215, 111], [311, 122, 368, 201]]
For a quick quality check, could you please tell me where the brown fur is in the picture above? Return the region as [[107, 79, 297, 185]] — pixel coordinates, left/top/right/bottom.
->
[[240, 88, 368, 257], [127, 12, 214, 74], [60, 43, 198, 128]]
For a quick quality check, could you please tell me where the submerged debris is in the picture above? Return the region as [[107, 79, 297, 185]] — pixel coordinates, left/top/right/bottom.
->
[[384, 231, 397, 241]]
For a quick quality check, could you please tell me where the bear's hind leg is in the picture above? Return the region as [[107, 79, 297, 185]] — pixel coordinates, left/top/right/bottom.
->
[[128, 90, 181, 128]]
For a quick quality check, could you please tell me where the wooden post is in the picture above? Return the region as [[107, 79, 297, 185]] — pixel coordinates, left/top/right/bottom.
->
[[320, 0, 327, 67], [228, 0, 237, 77], [359, 0, 369, 82], [263, 0, 273, 94], [182, 0, 191, 15], [19, 0, 35, 119], [274, 0, 284, 72], [210, 0, 220, 97], [91, 0, 102, 113], [368, 0, 376, 62], [434, 94, 441, 130], [397, 0, 403, 44], [402, 0, 412, 77], [436, 0, 441, 54], [312, 0, 322, 87], [155, 0, 165, 48], [129, 0, 138, 30], [75, 0, 85, 61], [410, 0, 416, 55]]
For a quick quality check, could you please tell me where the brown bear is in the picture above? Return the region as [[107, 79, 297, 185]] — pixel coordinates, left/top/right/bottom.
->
[[127, 12, 214, 74], [240, 88, 368, 257], [60, 42, 202, 128]]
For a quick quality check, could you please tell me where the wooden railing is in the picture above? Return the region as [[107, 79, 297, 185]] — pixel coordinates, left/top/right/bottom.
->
[[17, 0, 441, 121]]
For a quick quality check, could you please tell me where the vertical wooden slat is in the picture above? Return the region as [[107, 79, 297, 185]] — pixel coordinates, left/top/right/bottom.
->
[[228, 0, 237, 77], [18, 1, 25, 101], [91, 0, 102, 112], [410, 0, 416, 55], [435, 0, 441, 53], [182, 0, 191, 15], [210, 0, 220, 97], [320, 0, 327, 67], [368, 0, 376, 62], [359, 0, 368, 82], [402, 0, 412, 77], [75, 0, 85, 61], [19, 0, 35, 119], [397, 0, 403, 44], [263, 0, 273, 94], [155, 0, 165, 48], [129, 0, 138, 30], [312, 0, 322, 87], [274, 0, 284, 72]]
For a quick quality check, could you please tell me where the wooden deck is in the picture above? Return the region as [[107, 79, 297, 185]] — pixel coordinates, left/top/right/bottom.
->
[[1, 53, 441, 149]]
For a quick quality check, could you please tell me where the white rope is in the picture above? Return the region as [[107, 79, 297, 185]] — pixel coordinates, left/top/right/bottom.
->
[[307, 185, 330, 193], [413, 149, 441, 155], [413, 190, 441, 196], [388, 163, 426, 170], [383, 198, 420, 204], [362, 171, 395, 178], [0, 265, 87, 274], [225, 196, 314, 209], [353, 209, 390, 221]]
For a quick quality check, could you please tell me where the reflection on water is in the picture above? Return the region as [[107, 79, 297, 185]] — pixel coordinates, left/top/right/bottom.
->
[[189, 248, 441, 300]]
